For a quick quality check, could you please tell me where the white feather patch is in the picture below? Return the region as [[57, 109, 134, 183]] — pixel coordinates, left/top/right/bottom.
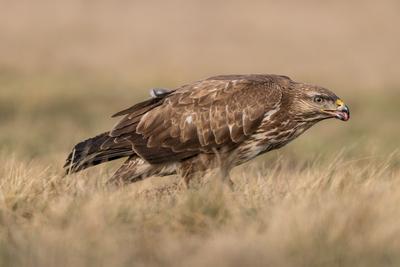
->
[[185, 116, 193, 124]]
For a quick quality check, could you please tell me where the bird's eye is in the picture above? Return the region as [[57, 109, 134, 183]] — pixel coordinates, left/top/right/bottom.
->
[[314, 96, 323, 103]]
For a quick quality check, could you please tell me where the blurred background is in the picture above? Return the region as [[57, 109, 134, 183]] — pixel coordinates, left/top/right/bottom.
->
[[0, 0, 399, 165], [1, 2, 400, 266]]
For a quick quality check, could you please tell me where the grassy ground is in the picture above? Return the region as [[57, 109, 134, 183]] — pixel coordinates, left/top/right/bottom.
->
[[1, 154, 400, 267], [1, 0, 400, 266], [0, 74, 399, 267]]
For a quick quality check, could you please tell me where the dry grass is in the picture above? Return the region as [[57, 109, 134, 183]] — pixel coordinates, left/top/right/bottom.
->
[[0, 153, 399, 267], [1, 0, 400, 266]]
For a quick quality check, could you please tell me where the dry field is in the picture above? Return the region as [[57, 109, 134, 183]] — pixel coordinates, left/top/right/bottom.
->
[[1, 0, 400, 266]]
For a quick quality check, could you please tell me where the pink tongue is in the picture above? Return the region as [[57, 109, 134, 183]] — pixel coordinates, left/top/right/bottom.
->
[[343, 112, 349, 121]]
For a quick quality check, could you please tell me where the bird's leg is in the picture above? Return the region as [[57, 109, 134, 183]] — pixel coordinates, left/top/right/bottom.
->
[[107, 157, 147, 186], [213, 149, 235, 189], [182, 173, 192, 190], [177, 162, 195, 189], [213, 149, 234, 189], [219, 167, 234, 190]]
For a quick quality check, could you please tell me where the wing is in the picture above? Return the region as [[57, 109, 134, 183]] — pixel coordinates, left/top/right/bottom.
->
[[109, 75, 285, 164]]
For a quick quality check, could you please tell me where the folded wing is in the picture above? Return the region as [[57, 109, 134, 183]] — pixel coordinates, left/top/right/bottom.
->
[[109, 75, 283, 164]]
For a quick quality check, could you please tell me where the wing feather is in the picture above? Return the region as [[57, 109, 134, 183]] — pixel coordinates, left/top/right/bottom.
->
[[109, 75, 285, 164]]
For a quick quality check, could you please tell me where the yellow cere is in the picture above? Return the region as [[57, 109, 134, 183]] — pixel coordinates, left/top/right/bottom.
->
[[336, 99, 345, 106]]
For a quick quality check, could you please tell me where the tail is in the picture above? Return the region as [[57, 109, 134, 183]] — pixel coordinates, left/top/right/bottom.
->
[[64, 132, 134, 174]]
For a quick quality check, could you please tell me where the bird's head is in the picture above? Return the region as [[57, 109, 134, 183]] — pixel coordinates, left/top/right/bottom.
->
[[291, 84, 350, 122]]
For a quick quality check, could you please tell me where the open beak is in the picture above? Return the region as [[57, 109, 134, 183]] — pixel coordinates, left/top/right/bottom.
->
[[335, 104, 350, 121], [323, 99, 350, 121]]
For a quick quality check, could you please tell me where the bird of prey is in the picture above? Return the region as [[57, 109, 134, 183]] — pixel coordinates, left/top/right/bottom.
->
[[64, 74, 350, 186]]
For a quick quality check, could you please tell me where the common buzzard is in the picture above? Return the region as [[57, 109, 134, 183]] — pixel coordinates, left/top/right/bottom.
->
[[65, 74, 349, 186]]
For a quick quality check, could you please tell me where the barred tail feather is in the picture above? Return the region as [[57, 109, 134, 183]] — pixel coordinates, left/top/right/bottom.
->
[[64, 132, 134, 174]]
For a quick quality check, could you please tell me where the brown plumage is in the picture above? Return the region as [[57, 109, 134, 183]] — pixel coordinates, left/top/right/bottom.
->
[[64, 74, 350, 186]]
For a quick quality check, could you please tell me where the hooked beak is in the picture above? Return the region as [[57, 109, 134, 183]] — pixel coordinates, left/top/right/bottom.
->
[[323, 99, 350, 121]]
